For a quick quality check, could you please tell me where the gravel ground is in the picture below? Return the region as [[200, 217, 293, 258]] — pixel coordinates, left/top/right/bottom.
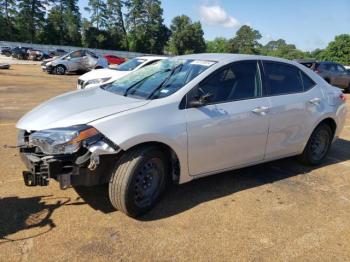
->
[[0, 65, 350, 261]]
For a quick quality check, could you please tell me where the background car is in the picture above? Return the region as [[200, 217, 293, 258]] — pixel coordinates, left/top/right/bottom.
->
[[43, 50, 108, 75], [11, 47, 32, 60], [296, 59, 350, 92], [27, 49, 50, 61], [103, 54, 126, 65], [77, 56, 166, 89], [0, 46, 12, 57]]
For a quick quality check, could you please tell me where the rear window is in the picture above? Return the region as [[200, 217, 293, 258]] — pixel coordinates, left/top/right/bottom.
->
[[300, 71, 316, 91], [263, 62, 304, 95]]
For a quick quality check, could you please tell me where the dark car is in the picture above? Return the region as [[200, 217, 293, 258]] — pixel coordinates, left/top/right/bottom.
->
[[11, 47, 32, 60], [296, 60, 350, 92], [0, 46, 12, 57]]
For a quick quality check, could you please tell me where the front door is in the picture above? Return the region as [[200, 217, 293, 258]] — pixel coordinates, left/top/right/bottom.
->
[[186, 61, 270, 176]]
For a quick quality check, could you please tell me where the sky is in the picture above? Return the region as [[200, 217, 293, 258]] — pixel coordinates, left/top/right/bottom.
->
[[78, 0, 350, 51]]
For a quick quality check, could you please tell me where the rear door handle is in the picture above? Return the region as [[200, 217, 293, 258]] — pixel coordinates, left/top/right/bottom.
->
[[309, 98, 321, 105], [252, 106, 269, 115]]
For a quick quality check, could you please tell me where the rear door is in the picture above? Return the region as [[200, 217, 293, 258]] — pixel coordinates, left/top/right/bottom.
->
[[68, 50, 85, 71], [186, 60, 270, 176], [262, 61, 325, 159]]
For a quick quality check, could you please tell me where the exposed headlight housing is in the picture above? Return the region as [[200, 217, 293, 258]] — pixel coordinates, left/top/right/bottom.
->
[[84, 77, 111, 88], [28, 125, 99, 155]]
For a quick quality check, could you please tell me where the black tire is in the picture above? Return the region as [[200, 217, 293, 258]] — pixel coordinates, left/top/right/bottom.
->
[[109, 146, 169, 217], [55, 65, 66, 75], [346, 83, 350, 93], [299, 124, 333, 165]]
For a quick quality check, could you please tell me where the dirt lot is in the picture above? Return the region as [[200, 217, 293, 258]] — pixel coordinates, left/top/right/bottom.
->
[[0, 65, 350, 261]]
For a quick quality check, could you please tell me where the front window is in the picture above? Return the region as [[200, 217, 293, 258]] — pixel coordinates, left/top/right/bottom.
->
[[102, 58, 216, 99], [115, 58, 147, 71]]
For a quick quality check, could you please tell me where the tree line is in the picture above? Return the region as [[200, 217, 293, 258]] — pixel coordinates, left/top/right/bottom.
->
[[0, 0, 349, 64]]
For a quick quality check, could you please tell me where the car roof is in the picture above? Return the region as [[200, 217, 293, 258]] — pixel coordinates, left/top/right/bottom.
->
[[137, 56, 168, 61], [174, 53, 296, 64]]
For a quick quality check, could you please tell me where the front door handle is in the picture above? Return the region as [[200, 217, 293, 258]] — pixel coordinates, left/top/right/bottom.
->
[[252, 106, 269, 115], [309, 98, 321, 105]]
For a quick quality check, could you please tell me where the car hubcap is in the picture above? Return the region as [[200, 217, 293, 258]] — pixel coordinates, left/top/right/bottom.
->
[[310, 129, 329, 161], [134, 158, 163, 208], [57, 67, 64, 74]]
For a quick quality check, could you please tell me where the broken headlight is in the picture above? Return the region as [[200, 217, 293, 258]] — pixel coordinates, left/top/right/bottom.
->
[[28, 125, 100, 155]]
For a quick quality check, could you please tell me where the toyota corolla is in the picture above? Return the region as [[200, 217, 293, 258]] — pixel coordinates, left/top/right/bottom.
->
[[17, 54, 347, 217]]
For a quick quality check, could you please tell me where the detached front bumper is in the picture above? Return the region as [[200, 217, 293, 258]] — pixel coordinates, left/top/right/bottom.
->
[[18, 130, 120, 189], [20, 150, 117, 189]]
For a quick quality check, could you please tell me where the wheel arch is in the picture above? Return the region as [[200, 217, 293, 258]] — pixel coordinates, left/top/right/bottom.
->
[[119, 141, 181, 184], [55, 64, 67, 71], [315, 117, 337, 138], [301, 116, 337, 153]]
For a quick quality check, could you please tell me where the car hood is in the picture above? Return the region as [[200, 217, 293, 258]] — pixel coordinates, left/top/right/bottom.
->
[[79, 68, 129, 81], [16, 87, 149, 131]]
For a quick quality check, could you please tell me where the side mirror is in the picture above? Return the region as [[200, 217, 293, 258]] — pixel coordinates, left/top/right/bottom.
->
[[188, 93, 213, 108]]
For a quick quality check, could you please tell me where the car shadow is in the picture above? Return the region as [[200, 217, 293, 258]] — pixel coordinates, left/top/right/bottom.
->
[[72, 138, 350, 220], [73, 185, 115, 213], [0, 195, 70, 243]]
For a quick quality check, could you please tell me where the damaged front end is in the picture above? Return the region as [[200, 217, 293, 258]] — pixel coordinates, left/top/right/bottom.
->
[[18, 125, 120, 189]]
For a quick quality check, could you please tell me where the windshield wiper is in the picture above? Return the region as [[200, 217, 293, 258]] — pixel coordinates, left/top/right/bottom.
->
[[147, 64, 183, 99], [123, 70, 166, 97]]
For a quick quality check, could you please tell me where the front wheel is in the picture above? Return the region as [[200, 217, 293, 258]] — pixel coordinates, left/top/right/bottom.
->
[[109, 146, 169, 217], [299, 124, 333, 165], [55, 65, 66, 75]]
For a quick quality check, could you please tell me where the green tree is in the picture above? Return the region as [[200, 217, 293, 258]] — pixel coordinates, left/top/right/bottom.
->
[[206, 37, 230, 53], [260, 39, 306, 59], [85, 0, 108, 30], [64, 0, 82, 45], [16, 0, 49, 43], [166, 15, 206, 55], [318, 34, 350, 64], [83, 0, 109, 48], [229, 25, 262, 54], [106, 0, 128, 50], [125, 0, 169, 53], [44, 0, 81, 45], [0, 0, 17, 41]]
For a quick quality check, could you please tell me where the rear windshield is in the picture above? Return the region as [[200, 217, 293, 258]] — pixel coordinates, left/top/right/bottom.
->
[[102, 58, 216, 99]]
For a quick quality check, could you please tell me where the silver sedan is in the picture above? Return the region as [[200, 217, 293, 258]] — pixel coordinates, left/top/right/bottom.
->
[[17, 54, 347, 217]]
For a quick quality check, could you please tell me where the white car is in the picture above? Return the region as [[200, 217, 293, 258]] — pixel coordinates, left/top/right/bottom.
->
[[77, 56, 167, 90], [17, 54, 347, 217]]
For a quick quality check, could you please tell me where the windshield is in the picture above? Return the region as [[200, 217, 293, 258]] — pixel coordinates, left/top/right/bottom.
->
[[102, 58, 216, 99], [115, 58, 146, 71]]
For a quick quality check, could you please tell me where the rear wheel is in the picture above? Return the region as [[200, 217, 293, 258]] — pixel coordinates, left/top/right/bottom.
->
[[55, 65, 66, 75], [346, 83, 350, 93], [299, 124, 333, 165], [109, 146, 169, 217]]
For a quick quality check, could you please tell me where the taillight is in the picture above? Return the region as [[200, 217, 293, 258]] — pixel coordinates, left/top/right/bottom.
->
[[340, 93, 346, 102]]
